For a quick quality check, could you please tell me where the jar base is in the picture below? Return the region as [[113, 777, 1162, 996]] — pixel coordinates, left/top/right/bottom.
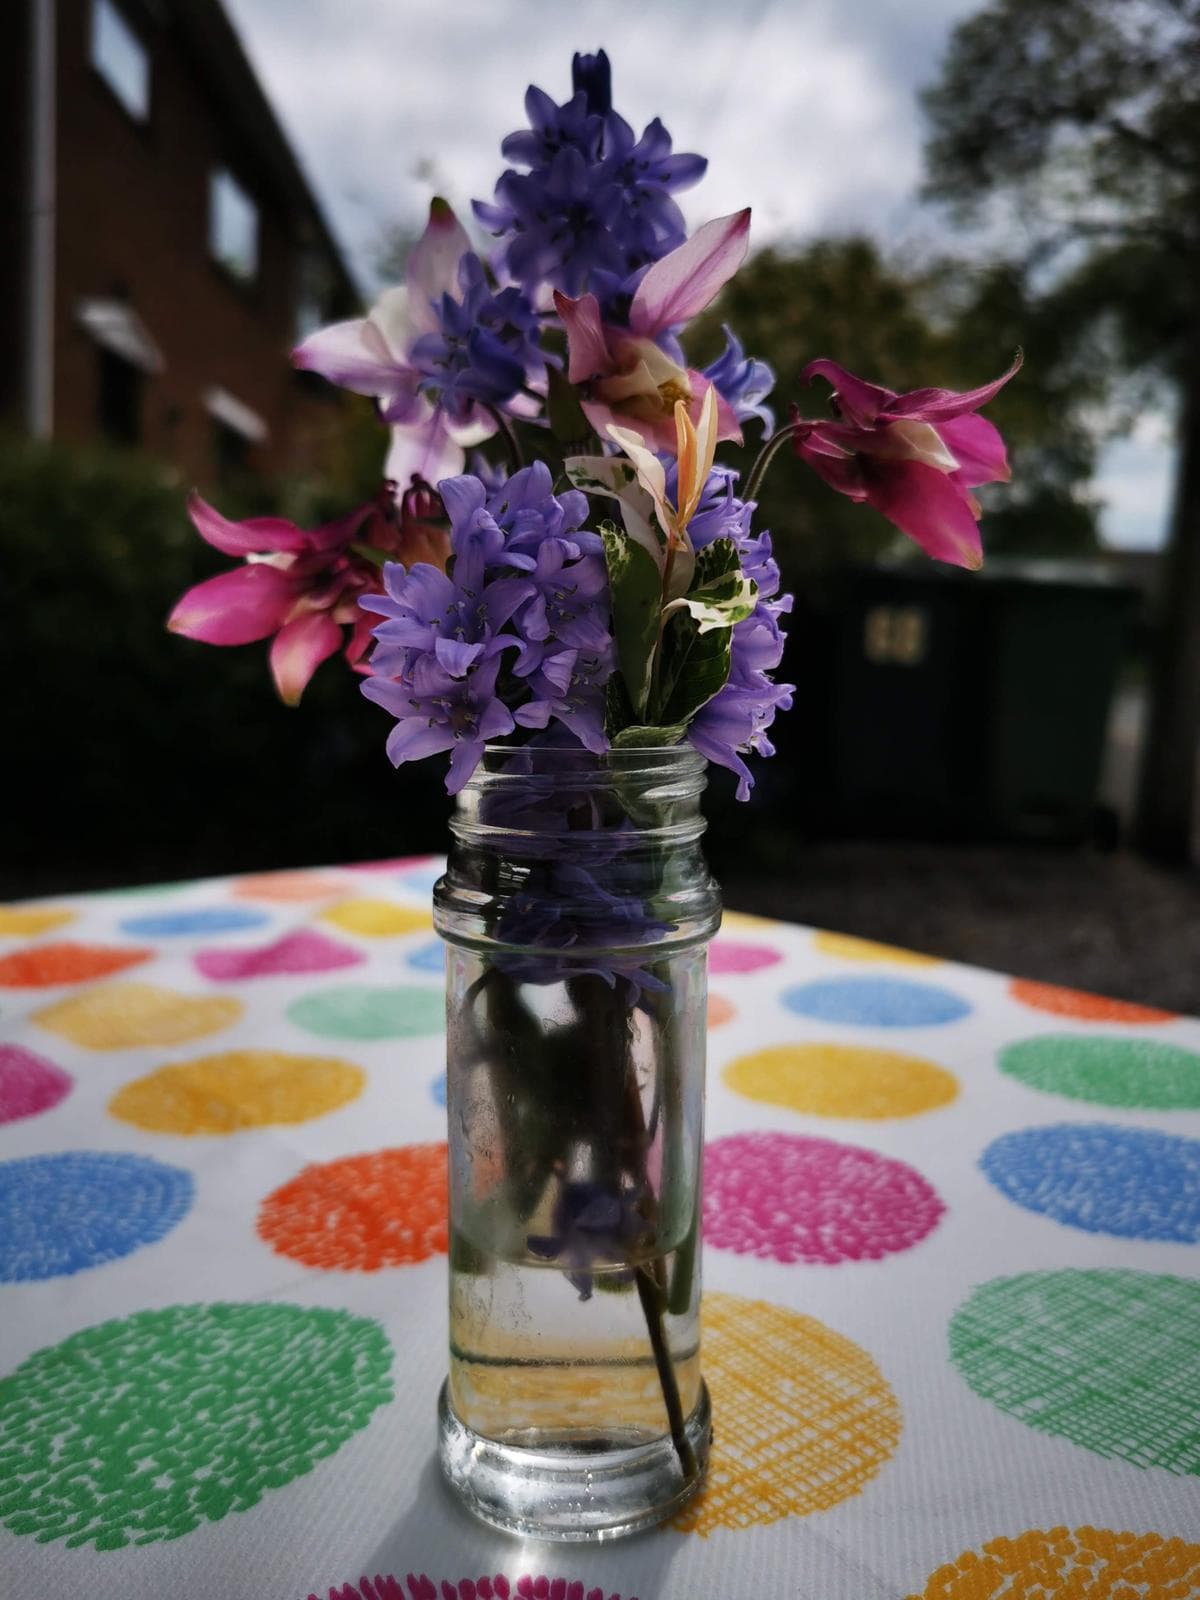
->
[[437, 1378, 711, 1541]]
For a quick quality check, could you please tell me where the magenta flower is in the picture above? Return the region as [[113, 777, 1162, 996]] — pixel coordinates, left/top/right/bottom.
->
[[167, 491, 432, 704], [554, 209, 750, 451], [292, 200, 495, 489], [790, 354, 1022, 570], [307, 1576, 635, 1600]]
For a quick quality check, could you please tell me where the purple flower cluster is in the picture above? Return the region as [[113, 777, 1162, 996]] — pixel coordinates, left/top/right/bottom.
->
[[703, 325, 776, 433], [409, 254, 545, 421], [474, 50, 706, 311], [528, 1175, 653, 1299], [361, 463, 613, 792], [680, 468, 795, 800]]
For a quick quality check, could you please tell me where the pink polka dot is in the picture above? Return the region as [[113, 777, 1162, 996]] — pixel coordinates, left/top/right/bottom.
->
[[705, 1131, 944, 1264], [193, 929, 364, 982], [709, 939, 783, 974], [0, 1045, 73, 1125]]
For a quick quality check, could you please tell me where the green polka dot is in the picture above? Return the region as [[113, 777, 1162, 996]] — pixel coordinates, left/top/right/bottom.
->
[[0, 1302, 392, 1548], [1000, 1034, 1200, 1110], [287, 984, 444, 1041], [949, 1269, 1200, 1474]]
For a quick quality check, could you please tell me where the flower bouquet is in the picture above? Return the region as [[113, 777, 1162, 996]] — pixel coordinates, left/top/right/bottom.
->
[[170, 49, 1016, 1540]]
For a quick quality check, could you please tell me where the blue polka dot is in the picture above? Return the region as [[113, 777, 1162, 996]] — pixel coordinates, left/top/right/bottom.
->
[[407, 939, 445, 975], [981, 1124, 1200, 1242], [396, 864, 443, 895], [119, 906, 270, 937], [0, 1153, 194, 1281], [782, 976, 971, 1027], [431, 1073, 446, 1107]]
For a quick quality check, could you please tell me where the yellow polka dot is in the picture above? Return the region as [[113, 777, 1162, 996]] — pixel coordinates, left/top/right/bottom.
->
[[905, 1526, 1200, 1599], [813, 930, 941, 968], [721, 910, 783, 935], [724, 1044, 958, 1119], [319, 899, 432, 937], [0, 906, 76, 937], [32, 983, 243, 1050], [109, 1050, 364, 1134], [675, 1291, 900, 1535]]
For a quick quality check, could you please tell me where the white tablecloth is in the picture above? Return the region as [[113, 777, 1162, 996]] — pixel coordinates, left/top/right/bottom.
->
[[2, 858, 1199, 1599]]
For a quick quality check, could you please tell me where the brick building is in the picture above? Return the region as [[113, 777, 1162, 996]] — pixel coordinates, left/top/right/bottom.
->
[[2, 0, 359, 483]]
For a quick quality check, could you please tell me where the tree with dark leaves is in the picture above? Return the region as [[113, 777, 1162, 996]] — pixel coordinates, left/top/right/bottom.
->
[[923, 0, 1200, 862]]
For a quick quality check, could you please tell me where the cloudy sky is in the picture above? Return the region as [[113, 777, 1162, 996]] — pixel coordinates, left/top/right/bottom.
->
[[225, 0, 1172, 549]]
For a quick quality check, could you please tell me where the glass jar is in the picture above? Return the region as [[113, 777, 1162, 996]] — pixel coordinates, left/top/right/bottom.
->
[[433, 744, 721, 1540]]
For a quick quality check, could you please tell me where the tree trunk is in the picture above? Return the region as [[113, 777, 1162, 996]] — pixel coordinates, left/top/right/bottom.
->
[[1134, 342, 1200, 864]]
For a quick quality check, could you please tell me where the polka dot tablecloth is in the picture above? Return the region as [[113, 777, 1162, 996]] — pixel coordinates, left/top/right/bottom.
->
[[2, 860, 1199, 1600]]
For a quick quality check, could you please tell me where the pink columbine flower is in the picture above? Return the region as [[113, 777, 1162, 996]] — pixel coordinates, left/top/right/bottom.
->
[[554, 209, 750, 452], [167, 486, 449, 704], [292, 200, 493, 489], [790, 354, 1023, 570]]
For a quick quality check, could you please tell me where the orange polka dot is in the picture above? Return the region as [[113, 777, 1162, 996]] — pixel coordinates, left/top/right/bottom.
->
[[232, 872, 351, 902], [707, 994, 736, 1028], [258, 1145, 447, 1270], [1010, 979, 1176, 1025], [905, 1525, 1200, 1599], [0, 942, 151, 988], [674, 1291, 900, 1535]]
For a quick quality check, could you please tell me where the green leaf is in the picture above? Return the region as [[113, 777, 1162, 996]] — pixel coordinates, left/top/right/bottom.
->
[[600, 520, 663, 720], [691, 536, 741, 588], [349, 542, 393, 567], [604, 671, 637, 739], [611, 722, 689, 749], [546, 365, 591, 445], [673, 535, 757, 633], [653, 609, 732, 727]]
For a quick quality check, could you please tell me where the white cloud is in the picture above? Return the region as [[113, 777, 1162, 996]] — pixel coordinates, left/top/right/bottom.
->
[[225, 0, 963, 279], [224, 0, 1173, 551], [1095, 424, 1175, 550]]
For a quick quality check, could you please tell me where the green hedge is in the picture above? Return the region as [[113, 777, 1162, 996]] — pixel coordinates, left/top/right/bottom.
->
[[1, 437, 449, 898]]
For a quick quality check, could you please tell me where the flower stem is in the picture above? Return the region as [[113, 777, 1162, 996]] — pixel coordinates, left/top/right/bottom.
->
[[635, 1263, 697, 1480], [742, 421, 798, 502], [483, 405, 524, 473]]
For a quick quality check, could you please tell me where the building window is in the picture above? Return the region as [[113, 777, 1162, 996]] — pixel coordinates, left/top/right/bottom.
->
[[209, 170, 259, 283], [205, 387, 267, 480], [96, 348, 143, 444], [90, 0, 150, 121]]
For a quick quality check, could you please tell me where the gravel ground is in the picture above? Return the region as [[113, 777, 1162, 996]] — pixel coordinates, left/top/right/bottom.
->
[[724, 842, 1200, 1016]]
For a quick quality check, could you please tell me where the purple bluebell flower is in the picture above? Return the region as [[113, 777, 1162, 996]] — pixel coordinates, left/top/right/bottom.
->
[[360, 465, 616, 790], [361, 556, 530, 680], [474, 56, 706, 310], [480, 460, 596, 557], [361, 652, 516, 793], [663, 465, 794, 798], [703, 325, 775, 433], [493, 859, 669, 998], [571, 48, 612, 115], [528, 1177, 654, 1299], [514, 645, 612, 752], [687, 615, 795, 800], [409, 254, 545, 421]]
